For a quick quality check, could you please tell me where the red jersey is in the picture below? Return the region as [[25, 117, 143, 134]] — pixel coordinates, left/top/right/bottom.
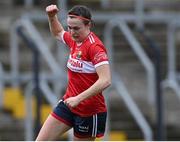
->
[[59, 31, 109, 116]]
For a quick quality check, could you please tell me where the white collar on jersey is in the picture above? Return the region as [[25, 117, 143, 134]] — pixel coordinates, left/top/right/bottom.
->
[[77, 42, 82, 46]]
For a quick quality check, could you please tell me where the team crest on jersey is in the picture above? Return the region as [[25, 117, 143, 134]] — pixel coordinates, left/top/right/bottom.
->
[[76, 51, 82, 59]]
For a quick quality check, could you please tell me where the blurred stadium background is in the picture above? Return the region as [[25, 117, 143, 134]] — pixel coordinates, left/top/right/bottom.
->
[[0, 0, 180, 141]]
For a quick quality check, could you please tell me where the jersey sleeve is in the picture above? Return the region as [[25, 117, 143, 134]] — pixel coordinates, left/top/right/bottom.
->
[[58, 31, 74, 49], [89, 45, 109, 68]]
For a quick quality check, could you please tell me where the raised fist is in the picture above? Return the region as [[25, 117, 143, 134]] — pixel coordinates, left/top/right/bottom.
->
[[46, 5, 59, 17]]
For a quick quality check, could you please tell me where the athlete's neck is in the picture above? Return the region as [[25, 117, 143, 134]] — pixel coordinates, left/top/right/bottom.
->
[[78, 31, 91, 44]]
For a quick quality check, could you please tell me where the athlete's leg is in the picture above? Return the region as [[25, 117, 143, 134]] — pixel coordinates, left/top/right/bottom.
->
[[36, 114, 72, 141]]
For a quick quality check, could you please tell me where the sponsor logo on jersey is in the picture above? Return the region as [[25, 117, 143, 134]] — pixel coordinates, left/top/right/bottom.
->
[[68, 58, 83, 68]]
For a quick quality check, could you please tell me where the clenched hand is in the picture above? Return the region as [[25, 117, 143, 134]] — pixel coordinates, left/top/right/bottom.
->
[[46, 4, 59, 18]]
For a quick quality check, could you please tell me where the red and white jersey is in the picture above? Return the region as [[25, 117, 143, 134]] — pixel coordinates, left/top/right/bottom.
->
[[59, 31, 109, 116]]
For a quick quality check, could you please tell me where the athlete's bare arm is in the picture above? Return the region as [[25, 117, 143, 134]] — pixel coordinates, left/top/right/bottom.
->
[[64, 64, 111, 108], [46, 5, 65, 39]]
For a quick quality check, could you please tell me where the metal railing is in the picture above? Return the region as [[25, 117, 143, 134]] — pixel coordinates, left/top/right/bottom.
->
[[104, 20, 154, 141], [114, 74, 153, 141], [162, 20, 180, 99], [10, 17, 66, 140], [140, 30, 165, 140], [119, 21, 156, 104], [10, 17, 66, 91], [24, 80, 58, 141]]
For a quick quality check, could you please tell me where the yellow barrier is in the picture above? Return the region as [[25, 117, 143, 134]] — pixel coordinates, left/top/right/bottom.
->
[[3, 87, 23, 111], [3, 87, 36, 119], [109, 131, 127, 141]]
